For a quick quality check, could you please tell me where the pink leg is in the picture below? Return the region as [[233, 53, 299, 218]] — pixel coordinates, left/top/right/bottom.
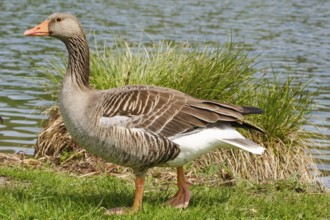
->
[[166, 166, 191, 208]]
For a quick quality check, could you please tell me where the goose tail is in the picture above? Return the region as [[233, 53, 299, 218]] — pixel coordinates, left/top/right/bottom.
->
[[221, 138, 265, 155]]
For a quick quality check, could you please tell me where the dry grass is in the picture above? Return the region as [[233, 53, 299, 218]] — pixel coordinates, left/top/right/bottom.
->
[[35, 106, 77, 158]]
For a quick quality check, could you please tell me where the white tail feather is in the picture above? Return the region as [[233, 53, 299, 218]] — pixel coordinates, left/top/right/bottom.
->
[[221, 138, 265, 155], [166, 124, 265, 167]]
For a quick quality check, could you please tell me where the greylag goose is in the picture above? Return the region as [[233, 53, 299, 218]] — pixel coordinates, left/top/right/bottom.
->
[[24, 13, 265, 214]]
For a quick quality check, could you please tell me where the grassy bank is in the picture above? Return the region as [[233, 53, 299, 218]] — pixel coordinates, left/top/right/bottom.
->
[[36, 39, 319, 182], [0, 164, 328, 219]]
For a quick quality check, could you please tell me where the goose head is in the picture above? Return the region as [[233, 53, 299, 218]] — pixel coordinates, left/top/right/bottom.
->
[[24, 13, 90, 87], [24, 13, 84, 42]]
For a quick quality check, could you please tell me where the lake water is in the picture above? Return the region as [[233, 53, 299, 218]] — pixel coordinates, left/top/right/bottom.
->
[[0, 1, 329, 184]]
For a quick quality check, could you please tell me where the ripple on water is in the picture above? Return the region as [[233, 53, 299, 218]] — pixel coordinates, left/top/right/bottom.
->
[[10, 120, 38, 125], [1, 130, 36, 138]]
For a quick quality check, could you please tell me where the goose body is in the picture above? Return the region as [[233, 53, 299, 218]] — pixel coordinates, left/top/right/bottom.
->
[[61, 83, 264, 174], [24, 13, 265, 214]]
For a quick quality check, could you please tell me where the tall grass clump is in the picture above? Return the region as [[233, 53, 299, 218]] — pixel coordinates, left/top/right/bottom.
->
[[36, 39, 319, 184]]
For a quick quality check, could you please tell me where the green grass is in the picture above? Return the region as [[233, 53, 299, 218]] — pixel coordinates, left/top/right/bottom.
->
[[0, 165, 328, 219], [45, 40, 258, 101]]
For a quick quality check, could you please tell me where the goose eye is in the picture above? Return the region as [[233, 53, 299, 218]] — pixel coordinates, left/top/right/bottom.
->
[[56, 17, 62, 22]]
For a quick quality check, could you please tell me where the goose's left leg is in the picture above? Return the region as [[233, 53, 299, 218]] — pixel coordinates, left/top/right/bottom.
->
[[166, 166, 191, 208], [105, 176, 145, 215], [132, 176, 145, 211]]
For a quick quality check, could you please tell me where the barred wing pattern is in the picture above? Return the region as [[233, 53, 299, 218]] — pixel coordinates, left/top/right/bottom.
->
[[101, 85, 250, 137]]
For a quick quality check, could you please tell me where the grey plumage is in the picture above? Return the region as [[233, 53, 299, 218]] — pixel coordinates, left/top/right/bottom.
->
[[26, 13, 264, 178]]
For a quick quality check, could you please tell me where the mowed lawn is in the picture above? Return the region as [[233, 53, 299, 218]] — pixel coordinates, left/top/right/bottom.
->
[[0, 165, 329, 220]]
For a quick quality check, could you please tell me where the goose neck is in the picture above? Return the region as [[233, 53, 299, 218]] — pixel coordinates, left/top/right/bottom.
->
[[64, 35, 90, 88]]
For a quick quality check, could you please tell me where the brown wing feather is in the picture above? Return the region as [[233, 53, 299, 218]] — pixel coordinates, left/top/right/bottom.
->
[[101, 85, 262, 137]]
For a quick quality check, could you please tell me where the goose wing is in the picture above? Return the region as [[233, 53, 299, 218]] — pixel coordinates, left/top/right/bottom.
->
[[100, 85, 256, 137]]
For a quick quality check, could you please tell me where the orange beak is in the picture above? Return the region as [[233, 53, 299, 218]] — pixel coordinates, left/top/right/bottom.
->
[[24, 20, 49, 36]]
